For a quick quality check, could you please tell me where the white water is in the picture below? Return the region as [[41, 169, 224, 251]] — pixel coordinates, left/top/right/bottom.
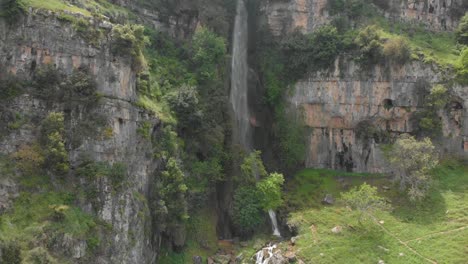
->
[[255, 243, 277, 264], [230, 0, 251, 150], [268, 210, 281, 237], [230, 0, 281, 238]]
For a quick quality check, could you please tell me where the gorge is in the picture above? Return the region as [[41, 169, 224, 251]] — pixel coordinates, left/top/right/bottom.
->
[[0, 0, 467, 263]]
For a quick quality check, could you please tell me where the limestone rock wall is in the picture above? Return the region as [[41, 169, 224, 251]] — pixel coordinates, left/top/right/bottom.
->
[[260, 0, 466, 35], [0, 11, 160, 264], [288, 59, 467, 173]]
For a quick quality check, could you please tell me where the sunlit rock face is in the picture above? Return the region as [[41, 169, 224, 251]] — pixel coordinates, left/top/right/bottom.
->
[[260, 0, 466, 36]]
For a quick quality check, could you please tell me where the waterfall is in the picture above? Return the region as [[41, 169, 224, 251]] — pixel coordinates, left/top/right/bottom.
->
[[230, 0, 250, 149], [255, 243, 277, 264], [230, 0, 281, 238], [268, 210, 281, 237]]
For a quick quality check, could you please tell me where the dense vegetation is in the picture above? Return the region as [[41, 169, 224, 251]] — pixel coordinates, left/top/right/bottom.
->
[[0, 1, 467, 263]]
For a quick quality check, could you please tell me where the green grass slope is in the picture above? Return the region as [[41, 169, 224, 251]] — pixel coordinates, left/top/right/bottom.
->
[[286, 160, 468, 264]]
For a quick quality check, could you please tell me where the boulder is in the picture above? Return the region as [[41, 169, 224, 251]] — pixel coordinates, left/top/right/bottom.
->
[[331, 226, 343, 234], [192, 256, 202, 264], [322, 194, 334, 205]]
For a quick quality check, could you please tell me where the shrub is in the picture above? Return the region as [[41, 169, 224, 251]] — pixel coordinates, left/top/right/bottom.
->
[[0, 73, 24, 100], [355, 25, 383, 65], [33, 64, 63, 100], [239, 150, 267, 184], [282, 26, 341, 80], [383, 37, 411, 64], [40, 112, 69, 175], [12, 145, 44, 175], [0, 0, 25, 22], [341, 183, 389, 224], [415, 84, 449, 136], [232, 186, 262, 236], [165, 85, 203, 132], [76, 161, 127, 189], [111, 24, 149, 69], [388, 135, 439, 201], [0, 241, 21, 264], [456, 48, 468, 85], [156, 158, 188, 224], [73, 18, 103, 46], [23, 247, 58, 264], [455, 12, 468, 45]]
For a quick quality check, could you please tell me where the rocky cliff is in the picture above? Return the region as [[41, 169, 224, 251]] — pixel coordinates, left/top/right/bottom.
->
[[258, 0, 467, 172], [289, 59, 467, 172], [261, 0, 467, 35], [0, 10, 160, 263]]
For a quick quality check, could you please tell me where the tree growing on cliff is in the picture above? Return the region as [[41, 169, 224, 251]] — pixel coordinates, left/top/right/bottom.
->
[[232, 151, 285, 235], [341, 183, 388, 224], [456, 12, 468, 45], [388, 135, 439, 201], [0, 0, 25, 22]]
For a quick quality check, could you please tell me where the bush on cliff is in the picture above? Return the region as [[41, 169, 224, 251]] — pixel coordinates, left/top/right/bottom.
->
[[0, 0, 25, 22], [354, 25, 383, 66], [383, 37, 412, 64], [456, 48, 468, 85], [455, 12, 468, 45], [112, 24, 149, 70], [192, 27, 226, 83]]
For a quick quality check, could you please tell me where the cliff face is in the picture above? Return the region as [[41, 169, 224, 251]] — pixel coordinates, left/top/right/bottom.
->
[[261, 0, 466, 36], [289, 59, 467, 172], [0, 11, 160, 263], [259, 0, 467, 173]]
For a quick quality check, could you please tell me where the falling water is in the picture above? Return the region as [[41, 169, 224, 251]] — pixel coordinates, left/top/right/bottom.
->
[[255, 243, 277, 264], [230, 0, 250, 149], [268, 210, 281, 237], [230, 0, 281, 238]]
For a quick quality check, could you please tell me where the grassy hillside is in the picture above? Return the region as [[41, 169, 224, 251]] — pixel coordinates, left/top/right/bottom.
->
[[286, 160, 467, 264]]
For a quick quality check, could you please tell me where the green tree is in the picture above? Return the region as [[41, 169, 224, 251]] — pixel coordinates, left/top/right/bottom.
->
[[158, 158, 188, 223], [192, 27, 226, 82], [232, 186, 263, 236], [165, 84, 203, 133], [341, 183, 388, 224], [455, 12, 468, 45], [256, 172, 285, 211], [388, 135, 439, 201]]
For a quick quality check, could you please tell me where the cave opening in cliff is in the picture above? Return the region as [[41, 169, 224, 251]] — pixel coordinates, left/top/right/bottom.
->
[[383, 99, 394, 110]]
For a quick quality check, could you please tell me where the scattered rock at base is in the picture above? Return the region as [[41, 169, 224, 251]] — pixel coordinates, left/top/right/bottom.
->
[[378, 260, 385, 264], [290, 236, 299, 245], [192, 255, 202, 264], [331, 226, 343, 234], [212, 254, 231, 264], [322, 194, 335, 205]]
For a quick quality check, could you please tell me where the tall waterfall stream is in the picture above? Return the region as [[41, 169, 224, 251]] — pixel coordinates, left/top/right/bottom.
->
[[230, 0, 281, 240]]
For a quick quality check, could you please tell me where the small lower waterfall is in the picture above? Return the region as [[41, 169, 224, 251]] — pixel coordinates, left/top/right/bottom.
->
[[268, 210, 281, 237], [255, 244, 277, 264]]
